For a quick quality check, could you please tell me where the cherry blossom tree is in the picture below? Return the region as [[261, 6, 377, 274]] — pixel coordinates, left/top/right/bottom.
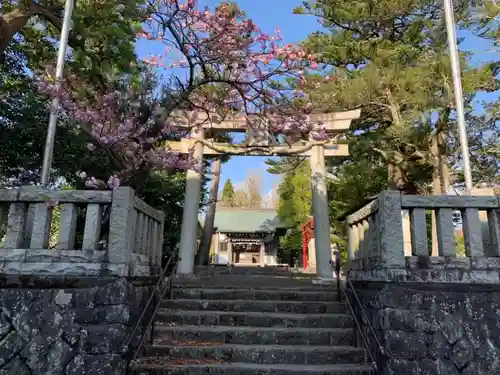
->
[[38, 0, 321, 188]]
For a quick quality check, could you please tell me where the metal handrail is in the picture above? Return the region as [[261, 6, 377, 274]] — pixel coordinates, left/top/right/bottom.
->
[[332, 252, 380, 373], [343, 275, 414, 361], [345, 277, 385, 355], [335, 252, 415, 374], [342, 282, 379, 372], [122, 247, 180, 373]]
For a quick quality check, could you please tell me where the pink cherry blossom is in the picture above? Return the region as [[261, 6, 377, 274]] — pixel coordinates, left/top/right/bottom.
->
[[37, 0, 323, 189]]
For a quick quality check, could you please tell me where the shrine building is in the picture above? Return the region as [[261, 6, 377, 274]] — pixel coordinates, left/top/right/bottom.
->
[[207, 207, 289, 266]]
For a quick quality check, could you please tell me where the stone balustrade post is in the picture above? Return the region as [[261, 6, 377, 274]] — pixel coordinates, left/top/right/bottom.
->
[[108, 187, 136, 273], [377, 190, 405, 268]]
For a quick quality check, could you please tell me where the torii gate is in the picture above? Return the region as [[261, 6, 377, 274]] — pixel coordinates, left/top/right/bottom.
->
[[168, 109, 361, 282]]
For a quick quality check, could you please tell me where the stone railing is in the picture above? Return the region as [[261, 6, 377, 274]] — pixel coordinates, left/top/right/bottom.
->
[[0, 186, 164, 276], [346, 190, 500, 282]]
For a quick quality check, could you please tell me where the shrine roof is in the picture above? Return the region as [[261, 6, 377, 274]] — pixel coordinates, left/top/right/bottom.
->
[[206, 207, 288, 233]]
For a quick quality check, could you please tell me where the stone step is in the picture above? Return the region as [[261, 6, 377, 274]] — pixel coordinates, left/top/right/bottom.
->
[[194, 266, 293, 276], [173, 288, 339, 302], [162, 299, 347, 314], [156, 309, 353, 328], [173, 276, 336, 289], [131, 362, 374, 375], [154, 325, 356, 346], [142, 344, 366, 365]]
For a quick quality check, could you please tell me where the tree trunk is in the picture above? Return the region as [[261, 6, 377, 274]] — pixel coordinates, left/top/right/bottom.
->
[[1, 3, 73, 57], [388, 164, 405, 190], [195, 158, 222, 266], [430, 129, 451, 255], [438, 132, 450, 194], [0, 8, 32, 55]]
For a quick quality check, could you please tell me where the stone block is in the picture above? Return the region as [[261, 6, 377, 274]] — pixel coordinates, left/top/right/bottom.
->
[[406, 269, 462, 283], [0, 331, 25, 367], [378, 308, 438, 333], [0, 261, 130, 276], [24, 249, 107, 263], [451, 338, 474, 370], [383, 330, 428, 358], [80, 325, 126, 354], [462, 270, 500, 283], [94, 278, 130, 306], [406, 256, 445, 269], [471, 257, 500, 269], [439, 315, 464, 344], [418, 358, 459, 375], [0, 249, 26, 262], [66, 353, 124, 375], [384, 359, 419, 375], [0, 356, 30, 375], [73, 304, 131, 325], [445, 257, 471, 269], [428, 332, 453, 360]]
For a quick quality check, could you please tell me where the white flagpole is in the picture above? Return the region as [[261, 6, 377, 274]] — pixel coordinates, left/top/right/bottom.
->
[[443, 0, 473, 194], [40, 0, 74, 186]]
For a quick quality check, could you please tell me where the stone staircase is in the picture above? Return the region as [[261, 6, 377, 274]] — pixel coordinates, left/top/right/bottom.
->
[[130, 267, 374, 375]]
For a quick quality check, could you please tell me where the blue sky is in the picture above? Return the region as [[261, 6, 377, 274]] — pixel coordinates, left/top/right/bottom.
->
[[135, 1, 498, 198]]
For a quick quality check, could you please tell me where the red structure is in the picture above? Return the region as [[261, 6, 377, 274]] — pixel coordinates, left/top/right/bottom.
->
[[301, 218, 313, 269]]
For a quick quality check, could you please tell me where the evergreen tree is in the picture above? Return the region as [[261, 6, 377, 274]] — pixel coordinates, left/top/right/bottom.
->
[[295, 0, 498, 194], [276, 161, 312, 265], [1, 0, 144, 87], [220, 179, 236, 207]]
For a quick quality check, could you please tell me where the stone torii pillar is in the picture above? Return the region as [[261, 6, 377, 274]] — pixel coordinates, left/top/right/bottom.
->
[[177, 127, 204, 275], [309, 139, 333, 282]]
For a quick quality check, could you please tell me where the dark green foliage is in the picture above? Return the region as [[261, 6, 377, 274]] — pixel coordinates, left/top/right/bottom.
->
[[296, 0, 498, 193]]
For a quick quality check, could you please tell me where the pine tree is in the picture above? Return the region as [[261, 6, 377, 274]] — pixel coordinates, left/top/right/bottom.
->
[[220, 179, 236, 207], [295, 0, 498, 193]]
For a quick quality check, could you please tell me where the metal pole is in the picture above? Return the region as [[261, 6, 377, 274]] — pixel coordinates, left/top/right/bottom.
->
[[40, 0, 74, 186], [443, 0, 473, 194]]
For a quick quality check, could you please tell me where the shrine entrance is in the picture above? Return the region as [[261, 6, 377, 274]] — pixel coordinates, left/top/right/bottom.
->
[[232, 240, 261, 265], [168, 109, 361, 282]]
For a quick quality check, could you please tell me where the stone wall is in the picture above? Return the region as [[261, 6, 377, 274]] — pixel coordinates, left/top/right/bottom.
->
[[351, 281, 500, 375], [0, 276, 154, 375]]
